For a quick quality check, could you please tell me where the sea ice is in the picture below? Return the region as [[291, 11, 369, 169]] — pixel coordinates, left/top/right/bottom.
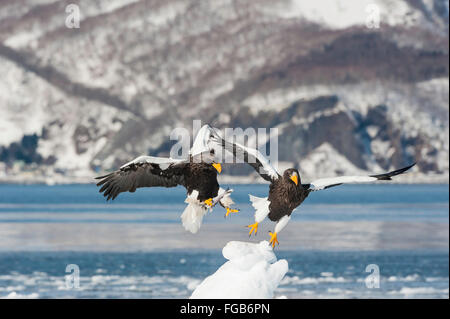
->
[[190, 241, 288, 299]]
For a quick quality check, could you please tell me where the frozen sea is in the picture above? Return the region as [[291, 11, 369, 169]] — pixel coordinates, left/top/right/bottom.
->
[[0, 183, 448, 299]]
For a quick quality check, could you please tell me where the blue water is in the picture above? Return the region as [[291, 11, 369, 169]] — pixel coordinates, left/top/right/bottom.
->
[[0, 184, 448, 298], [0, 184, 447, 223], [1, 183, 448, 205], [0, 250, 448, 299]]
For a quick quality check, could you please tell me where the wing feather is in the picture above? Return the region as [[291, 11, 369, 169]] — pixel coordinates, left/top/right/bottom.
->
[[305, 163, 416, 191], [95, 157, 188, 200], [211, 133, 279, 182], [190, 124, 215, 157]]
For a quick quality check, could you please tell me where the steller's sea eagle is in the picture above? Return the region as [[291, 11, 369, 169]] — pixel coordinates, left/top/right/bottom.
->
[[212, 131, 415, 248], [95, 125, 238, 233]]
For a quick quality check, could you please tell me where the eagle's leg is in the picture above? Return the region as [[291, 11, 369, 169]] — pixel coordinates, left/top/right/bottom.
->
[[248, 222, 259, 236], [268, 215, 291, 249], [248, 195, 269, 237], [247, 207, 268, 236], [204, 198, 214, 207], [226, 207, 239, 217], [268, 231, 279, 248]]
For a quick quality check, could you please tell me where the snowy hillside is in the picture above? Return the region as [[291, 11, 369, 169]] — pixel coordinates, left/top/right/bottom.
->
[[0, 0, 448, 183]]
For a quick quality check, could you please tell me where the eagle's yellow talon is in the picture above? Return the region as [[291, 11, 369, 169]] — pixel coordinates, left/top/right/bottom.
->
[[204, 198, 213, 207], [269, 231, 279, 248], [225, 207, 239, 217], [247, 222, 259, 236]]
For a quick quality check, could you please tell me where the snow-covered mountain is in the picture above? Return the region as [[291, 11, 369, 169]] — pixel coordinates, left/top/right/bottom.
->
[[0, 0, 448, 183]]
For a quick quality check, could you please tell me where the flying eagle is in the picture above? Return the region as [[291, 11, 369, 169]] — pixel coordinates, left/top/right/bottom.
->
[[212, 133, 415, 248], [95, 125, 238, 233]]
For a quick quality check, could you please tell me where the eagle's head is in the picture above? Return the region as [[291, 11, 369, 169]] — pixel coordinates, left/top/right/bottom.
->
[[283, 168, 300, 186]]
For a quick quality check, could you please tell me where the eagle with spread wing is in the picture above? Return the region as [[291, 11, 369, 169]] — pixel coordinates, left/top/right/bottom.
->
[[95, 125, 238, 233], [212, 131, 415, 248]]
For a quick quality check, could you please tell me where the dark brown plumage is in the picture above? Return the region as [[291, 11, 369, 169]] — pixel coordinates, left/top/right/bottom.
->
[[267, 168, 309, 222], [95, 157, 220, 202], [181, 162, 220, 202], [212, 133, 308, 223]]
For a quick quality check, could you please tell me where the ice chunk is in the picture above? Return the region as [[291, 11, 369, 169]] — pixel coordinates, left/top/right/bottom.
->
[[190, 241, 288, 299]]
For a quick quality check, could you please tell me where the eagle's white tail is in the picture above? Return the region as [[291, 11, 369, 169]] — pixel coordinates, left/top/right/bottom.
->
[[181, 188, 235, 233], [249, 195, 270, 223], [181, 196, 208, 234]]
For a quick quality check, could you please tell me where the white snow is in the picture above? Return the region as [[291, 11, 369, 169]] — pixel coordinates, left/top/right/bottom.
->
[[265, 0, 426, 30], [0, 1, 447, 183], [1, 291, 39, 299], [241, 78, 449, 179], [299, 143, 369, 180], [393, 287, 449, 296], [4, 0, 140, 48], [190, 241, 288, 299]]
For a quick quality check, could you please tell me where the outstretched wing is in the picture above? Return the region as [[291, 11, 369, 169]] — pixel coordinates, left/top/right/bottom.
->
[[95, 156, 188, 200], [304, 163, 416, 191], [190, 124, 215, 157], [211, 133, 280, 182]]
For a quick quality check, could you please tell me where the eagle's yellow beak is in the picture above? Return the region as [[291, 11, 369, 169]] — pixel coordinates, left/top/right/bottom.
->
[[212, 163, 222, 174], [290, 175, 298, 186]]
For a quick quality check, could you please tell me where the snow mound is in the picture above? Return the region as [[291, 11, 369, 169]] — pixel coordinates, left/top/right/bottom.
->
[[190, 241, 288, 299]]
